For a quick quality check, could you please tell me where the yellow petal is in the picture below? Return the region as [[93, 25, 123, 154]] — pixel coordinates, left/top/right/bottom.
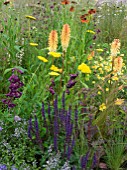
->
[[49, 72, 60, 76], [37, 56, 48, 62]]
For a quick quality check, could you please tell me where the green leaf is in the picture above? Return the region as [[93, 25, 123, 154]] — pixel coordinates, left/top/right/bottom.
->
[[14, 45, 21, 52], [3, 68, 13, 75], [80, 80, 89, 88]]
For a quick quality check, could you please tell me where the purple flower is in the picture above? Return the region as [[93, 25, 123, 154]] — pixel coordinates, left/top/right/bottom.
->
[[81, 152, 89, 169], [11, 165, 18, 170], [8, 74, 20, 83], [2, 69, 24, 109], [66, 80, 77, 89], [49, 87, 55, 95], [91, 153, 97, 169], [54, 96, 59, 151], [12, 68, 24, 74], [14, 115, 21, 122], [66, 89, 70, 95], [93, 35, 97, 40], [0, 126, 3, 131], [70, 73, 78, 80], [0, 164, 7, 170], [28, 117, 33, 139], [96, 29, 101, 34]]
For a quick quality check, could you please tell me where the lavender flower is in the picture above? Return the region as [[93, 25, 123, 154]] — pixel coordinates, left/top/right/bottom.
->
[[14, 115, 21, 122], [81, 152, 89, 169]]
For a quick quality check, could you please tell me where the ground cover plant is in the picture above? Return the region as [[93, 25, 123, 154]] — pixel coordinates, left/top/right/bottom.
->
[[0, 0, 127, 169]]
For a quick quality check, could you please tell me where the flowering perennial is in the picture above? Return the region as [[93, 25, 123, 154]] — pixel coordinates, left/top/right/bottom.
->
[[48, 30, 58, 52], [61, 24, 71, 52], [78, 63, 91, 74]]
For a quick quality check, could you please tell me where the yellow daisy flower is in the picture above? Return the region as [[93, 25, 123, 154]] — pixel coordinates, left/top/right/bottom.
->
[[115, 98, 124, 105], [37, 56, 48, 62], [96, 49, 104, 52], [29, 43, 38, 46], [78, 63, 91, 74], [99, 103, 106, 111], [25, 15, 36, 20], [48, 52, 61, 58], [86, 30, 95, 34], [49, 72, 60, 76]]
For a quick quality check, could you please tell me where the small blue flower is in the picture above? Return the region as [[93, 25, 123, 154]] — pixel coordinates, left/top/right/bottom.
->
[[0, 164, 7, 170], [0, 126, 2, 131]]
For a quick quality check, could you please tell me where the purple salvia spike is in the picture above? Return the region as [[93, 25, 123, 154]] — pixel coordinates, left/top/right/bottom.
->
[[62, 91, 65, 110], [42, 102, 47, 131], [28, 117, 32, 140], [34, 115, 43, 150], [81, 152, 89, 169], [75, 105, 78, 136], [48, 101, 51, 121], [91, 153, 97, 169], [67, 136, 75, 160], [53, 96, 59, 151], [87, 114, 93, 147]]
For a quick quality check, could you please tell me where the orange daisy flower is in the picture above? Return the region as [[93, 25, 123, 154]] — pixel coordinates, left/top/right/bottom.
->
[[70, 6, 75, 12], [61, 0, 70, 5], [88, 9, 96, 15]]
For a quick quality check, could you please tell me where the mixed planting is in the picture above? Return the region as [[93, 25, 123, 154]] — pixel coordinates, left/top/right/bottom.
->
[[0, 0, 127, 169]]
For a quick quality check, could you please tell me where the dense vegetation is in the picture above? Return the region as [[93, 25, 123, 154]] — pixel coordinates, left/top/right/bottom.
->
[[0, 0, 127, 169]]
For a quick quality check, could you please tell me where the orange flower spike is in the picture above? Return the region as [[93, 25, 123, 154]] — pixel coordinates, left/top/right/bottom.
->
[[87, 51, 94, 60], [111, 39, 121, 57], [61, 0, 70, 5], [61, 24, 71, 52], [48, 30, 58, 52], [113, 56, 123, 72]]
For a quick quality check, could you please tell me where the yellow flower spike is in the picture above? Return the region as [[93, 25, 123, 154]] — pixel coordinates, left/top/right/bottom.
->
[[61, 24, 71, 52], [86, 30, 95, 34], [37, 56, 48, 62], [25, 15, 36, 20], [48, 30, 58, 52], [115, 98, 124, 105], [29, 43, 38, 46], [99, 103, 106, 111], [48, 52, 61, 58], [49, 72, 60, 76]]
